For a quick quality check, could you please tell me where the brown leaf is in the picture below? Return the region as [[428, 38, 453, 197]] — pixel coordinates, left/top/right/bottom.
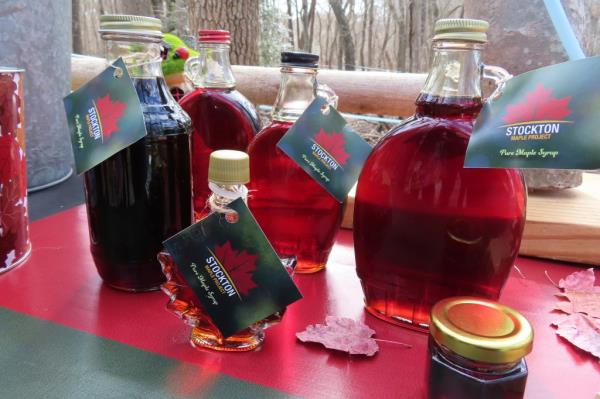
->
[[558, 268, 600, 293], [296, 316, 379, 356], [553, 314, 600, 360]]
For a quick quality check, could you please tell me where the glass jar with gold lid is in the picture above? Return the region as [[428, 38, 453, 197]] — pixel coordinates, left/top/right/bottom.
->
[[427, 297, 534, 399]]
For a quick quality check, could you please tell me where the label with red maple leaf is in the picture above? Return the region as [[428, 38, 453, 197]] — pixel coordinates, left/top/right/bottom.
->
[[63, 58, 147, 174], [465, 56, 600, 169], [163, 198, 302, 337], [277, 96, 372, 202]]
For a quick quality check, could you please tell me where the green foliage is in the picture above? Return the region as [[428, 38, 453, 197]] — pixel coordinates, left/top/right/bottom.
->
[[259, 0, 292, 66]]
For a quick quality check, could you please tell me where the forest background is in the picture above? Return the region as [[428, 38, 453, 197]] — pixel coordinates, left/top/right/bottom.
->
[[73, 0, 600, 74]]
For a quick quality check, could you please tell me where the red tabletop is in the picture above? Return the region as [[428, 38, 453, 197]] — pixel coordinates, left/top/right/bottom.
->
[[0, 205, 598, 398]]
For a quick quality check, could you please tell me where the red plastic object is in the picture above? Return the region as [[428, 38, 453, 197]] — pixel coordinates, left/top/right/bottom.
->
[[0, 206, 598, 398], [198, 30, 231, 44]]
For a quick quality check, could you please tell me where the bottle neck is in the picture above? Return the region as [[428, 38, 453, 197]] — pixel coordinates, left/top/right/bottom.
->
[[102, 33, 164, 79], [417, 41, 484, 118], [208, 182, 248, 214], [191, 43, 235, 89], [272, 66, 317, 122]]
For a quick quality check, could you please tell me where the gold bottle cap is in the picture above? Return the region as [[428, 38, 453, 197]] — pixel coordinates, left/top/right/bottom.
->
[[99, 14, 163, 37], [430, 297, 533, 364], [208, 150, 250, 185], [433, 18, 489, 43]]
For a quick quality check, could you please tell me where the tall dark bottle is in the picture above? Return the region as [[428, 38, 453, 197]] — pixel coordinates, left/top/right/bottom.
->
[[248, 52, 343, 274], [180, 30, 260, 220], [354, 19, 526, 330], [84, 15, 193, 291]]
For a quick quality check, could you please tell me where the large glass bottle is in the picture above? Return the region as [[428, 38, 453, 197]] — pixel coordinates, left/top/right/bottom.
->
[[83, 15, 193, 291], [248, 52, 343, 274], [354, 19, 526, 331], [159, 150, 279, 352], [180, 30, 260, 220]]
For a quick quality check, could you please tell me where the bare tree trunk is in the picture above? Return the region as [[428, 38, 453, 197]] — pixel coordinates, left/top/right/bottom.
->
[[330, 0, 356, 70], [359, 0, 368, 69], [72, 0, 154, 56], [188, 0, 259, 65], [367, 0, 374, 65], [286, 0, 295, 47]]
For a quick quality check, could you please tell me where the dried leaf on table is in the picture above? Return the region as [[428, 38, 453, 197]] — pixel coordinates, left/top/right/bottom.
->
[[558, 268, 600, 293], [552, 314, 600, 360], [296, 316, 379, 356], [554, 268, 600, 319], [552, 268, 600, 360]]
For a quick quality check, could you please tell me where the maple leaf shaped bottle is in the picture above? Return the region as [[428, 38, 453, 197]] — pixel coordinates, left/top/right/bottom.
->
[[159, 150, 283, 351], [354, 19, 526, 331], [180, 30, 260, 221], [248, 52, 343, 274], [83, 15, 193, 291]]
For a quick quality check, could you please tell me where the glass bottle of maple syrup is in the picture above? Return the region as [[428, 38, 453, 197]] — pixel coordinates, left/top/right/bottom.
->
[[159, 150, 274, 351], [180, 30, 260, 221], [354, 19, 526, 331], [84, 15, 193, 291], [248, 51, 343, 274]]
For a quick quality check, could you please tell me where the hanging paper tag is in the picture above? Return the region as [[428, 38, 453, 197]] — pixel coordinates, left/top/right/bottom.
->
[[465, 56, 600, 169], [277, 97, 372, 202], [163, 199, 302, 338], [63, 58, 147, 174]]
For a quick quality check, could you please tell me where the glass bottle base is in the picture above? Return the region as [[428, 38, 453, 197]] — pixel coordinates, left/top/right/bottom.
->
[[293, 260, 326, 274], [190, 327, 265, 352], [364, 303, 429, 333], [105, 282, 161, 293]]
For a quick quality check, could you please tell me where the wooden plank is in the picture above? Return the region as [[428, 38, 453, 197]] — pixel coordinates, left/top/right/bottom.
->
[[70, 57, 426, 118], [520, 173, 600, 265], [232, 65, 426, 117], [343, 173, 600, 265]]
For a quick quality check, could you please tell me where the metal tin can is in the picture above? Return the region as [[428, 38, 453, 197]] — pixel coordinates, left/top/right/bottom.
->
[[0, 67, 30, 272]]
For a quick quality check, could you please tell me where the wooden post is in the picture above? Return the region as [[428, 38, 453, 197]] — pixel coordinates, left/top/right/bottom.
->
[[71, 56, 427, 118]]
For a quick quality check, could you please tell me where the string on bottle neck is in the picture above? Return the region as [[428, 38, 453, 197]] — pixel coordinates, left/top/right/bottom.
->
[[208, 182, 248, 215]]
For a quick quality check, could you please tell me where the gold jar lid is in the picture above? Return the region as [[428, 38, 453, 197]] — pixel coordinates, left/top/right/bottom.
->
[[99, 14, 163, 38], [433, 18, 489, 43], [208, 150, 250, 185], [430, 297, 533, 364]]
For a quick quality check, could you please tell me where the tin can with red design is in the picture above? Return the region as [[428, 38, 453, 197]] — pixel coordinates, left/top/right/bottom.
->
[[0, 67, 30, 273]]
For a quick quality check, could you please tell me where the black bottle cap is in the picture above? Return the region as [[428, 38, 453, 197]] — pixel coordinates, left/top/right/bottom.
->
[[281, 51, 319, 68]]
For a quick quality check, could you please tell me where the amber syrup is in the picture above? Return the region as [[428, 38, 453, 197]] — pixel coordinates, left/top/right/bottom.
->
[[354, 95, 526, 331], [158, 251, 265, 352], [248, 121, 344, 273], [180, 88, 260, 220]]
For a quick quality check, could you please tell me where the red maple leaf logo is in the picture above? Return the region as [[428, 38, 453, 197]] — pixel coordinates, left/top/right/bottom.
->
[[314, 128, 349, 165], [95, 95, 127, 138], [214, 241, 258, 296], [502, 84, 572, 124]]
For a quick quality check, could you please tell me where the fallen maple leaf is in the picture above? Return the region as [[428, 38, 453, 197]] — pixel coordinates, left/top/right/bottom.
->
[[96, 94, 127, 138], [554, 268, 600, 319], [213, 241, 258, 296], [553, 314, 600, 360], [552, 268, 600, 361], [314, 128, 350, 166], [502, 84, 572, 125], [559, 268, 600, 293], [296, 316, 379, 356]]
